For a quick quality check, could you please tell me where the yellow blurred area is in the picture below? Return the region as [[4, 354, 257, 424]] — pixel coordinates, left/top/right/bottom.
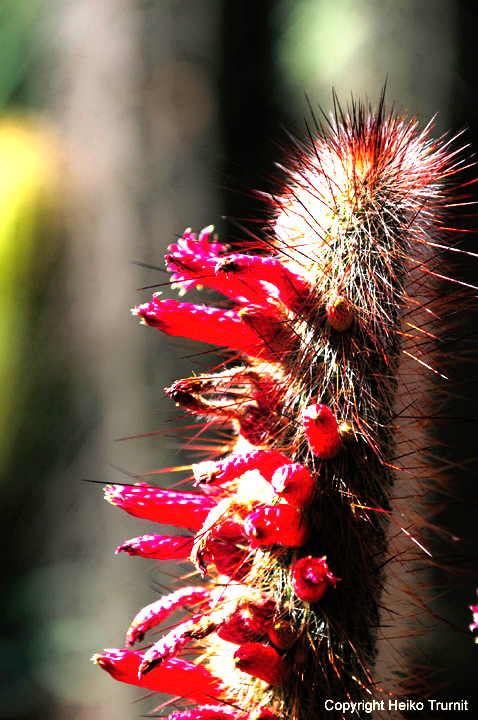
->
[[0, 114, 61, 475]]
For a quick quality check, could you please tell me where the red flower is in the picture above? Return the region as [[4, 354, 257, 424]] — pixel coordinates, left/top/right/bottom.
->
[[291, 556, 340, 603], [105, 483, 215, 531], [115, 534, 194, 560], [93, 649, 227, 704], [233, 643, 289, 686], [243, 505, 308, 548], [193, 449, 292, 487], [138, 618, 196, 675], [301, 403, 341, 459], [166, 226, 265, 305], [215, 253, 311, 312], [126, 587, 212, 646], [133, 298, 292, 361], [166, 226, 227, 294]]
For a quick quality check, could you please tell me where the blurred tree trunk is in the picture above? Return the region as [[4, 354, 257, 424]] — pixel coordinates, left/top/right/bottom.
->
[[42, 1, 220, 718]]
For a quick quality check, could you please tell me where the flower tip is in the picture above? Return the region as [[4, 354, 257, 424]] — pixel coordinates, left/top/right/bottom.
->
[[192, 460, 217, 485], [92, 649, 119, 671], [104, 484, 122, 506]]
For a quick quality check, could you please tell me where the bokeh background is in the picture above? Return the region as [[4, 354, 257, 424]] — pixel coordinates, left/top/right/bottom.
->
[[1, 1, 478, 718]]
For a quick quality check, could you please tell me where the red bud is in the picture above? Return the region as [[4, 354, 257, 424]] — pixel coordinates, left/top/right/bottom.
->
[[302, 404, 341, 459], [243, 505, 308, 548], [233, 643, 289, 686], [292, 555, 340, 602]]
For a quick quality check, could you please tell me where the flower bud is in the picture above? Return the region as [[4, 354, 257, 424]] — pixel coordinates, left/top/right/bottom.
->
[[267, 619, 296, 650], [326, 294, 353, 331], [243, 505, 308, 548], [302, 403, 341, 459], [271, 462, 315, 508], [233, 643, 289, 686], [291, 555, 340, 603]]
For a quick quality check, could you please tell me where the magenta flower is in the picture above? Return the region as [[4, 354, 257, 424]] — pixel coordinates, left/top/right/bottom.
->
[[126, 587, 212, 646], [193, 449, 293, 487], [166, 226, 263, 305], [134, 298, 295, 361], [105, 483, 215, 530], [166, 226, 227, 293], [115, 534, 194, 560], [93, 649, 227, 704]]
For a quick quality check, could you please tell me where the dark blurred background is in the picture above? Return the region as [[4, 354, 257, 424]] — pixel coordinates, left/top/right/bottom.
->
[[1, 1, 478, 718]]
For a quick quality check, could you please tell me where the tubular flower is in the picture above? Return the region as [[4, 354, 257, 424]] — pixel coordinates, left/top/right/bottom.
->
[[93, 649, 227, 704], [166, 226, 264, 305], [214, 253, 312, 312], [116, 534, 194, 560], [193, 449, 293, 487], [126, 587, 212, 646], [134, 298, 295, 362], [104, 483, 215, 530], [96, 95, 471, 718]]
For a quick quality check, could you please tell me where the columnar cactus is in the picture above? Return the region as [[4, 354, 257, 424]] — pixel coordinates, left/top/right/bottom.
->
[[93, 96, 468, 718]]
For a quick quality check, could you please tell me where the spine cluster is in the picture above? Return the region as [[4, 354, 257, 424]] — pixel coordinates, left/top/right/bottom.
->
[[93, 97, 466, 719]]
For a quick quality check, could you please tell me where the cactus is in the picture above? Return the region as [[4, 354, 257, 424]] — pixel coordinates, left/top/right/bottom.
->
[[93, 94, 470, 718]]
